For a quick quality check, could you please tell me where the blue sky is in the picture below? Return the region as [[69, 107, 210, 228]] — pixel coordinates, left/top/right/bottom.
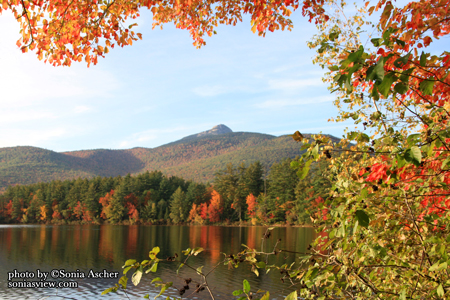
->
[[0, 8, 352, 152]]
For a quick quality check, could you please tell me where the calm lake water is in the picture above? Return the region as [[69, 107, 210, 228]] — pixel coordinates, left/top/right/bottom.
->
[[0, 225, 315, 299]]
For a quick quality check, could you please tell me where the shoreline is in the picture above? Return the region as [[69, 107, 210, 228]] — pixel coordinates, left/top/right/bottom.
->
[[0, 221, 315, 228]]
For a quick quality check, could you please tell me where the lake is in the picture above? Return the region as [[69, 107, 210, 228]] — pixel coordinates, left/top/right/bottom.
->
[[0, 225, 316, 299]]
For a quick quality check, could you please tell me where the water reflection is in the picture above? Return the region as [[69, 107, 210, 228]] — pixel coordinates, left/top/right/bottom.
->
[[0, 225, 315, 299]]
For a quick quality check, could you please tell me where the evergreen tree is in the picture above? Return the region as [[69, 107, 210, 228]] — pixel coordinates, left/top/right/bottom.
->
[[169, 187, 185, 224], [157, 200, 167, 220], [185, 182, 208, 218], [266, 158, 298, 222], [242, 161, 264, 197], [11, 197, 22, 221], [163, 207, 170, 221], [214, 163, 239, 220], [107, 179, 129, 223], [85, 182, 100, 220], [158, 178, 172, 202]]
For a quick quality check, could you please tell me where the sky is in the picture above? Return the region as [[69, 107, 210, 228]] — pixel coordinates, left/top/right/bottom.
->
[[0, 7, 354, 152]]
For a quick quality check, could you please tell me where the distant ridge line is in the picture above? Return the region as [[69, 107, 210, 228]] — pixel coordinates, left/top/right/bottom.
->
[[0, 126, 341, 190]]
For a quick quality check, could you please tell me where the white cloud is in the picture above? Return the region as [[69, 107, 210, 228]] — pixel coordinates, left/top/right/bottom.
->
[[268, 77, 324, 91], [191, 84, 258, 97], [0, 13, 119, 149], [192, 85, 228, 97], [256, 95, 334, 109], [0, 128, 66, 148], [0, 14, 120, 110], [117, 123, 222, 148], [74, 106, 93, 114], [118, 125, 193, 148], [0, 110, 57, 124]]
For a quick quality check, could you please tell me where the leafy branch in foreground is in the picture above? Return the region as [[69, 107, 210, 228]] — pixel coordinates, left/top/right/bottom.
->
[[289, 0, 450, 298], [103, 228, 307, 299]]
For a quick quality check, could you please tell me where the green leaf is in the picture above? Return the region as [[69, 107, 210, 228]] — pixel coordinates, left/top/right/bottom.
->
[[192, 247, 204, 256], [357, 133, 370, 143], [429, 261, 447, 272], [290, 160, 300, 169], [371, 85, 380, 100], [437, 284, 444, 297], [299, 159, 313, 180], [329, 31, 339, 41], [285, 291, 298, 300], [400, 67, 415, 83], [119, 275, 128, 288], [366, 57, 385, 82], [123, 259, 136, 267], [123, 266, 133, 275], [312, 144, 319, 158], [371, 38, 382, 47], [394, 82, 408, 94], [355, 210, 370, 228], [152, 277, 162, 283], [155, 283, 169, 299], [232, 289, 243, 296], [405, 146, 422, 166], [378, 73, 396, 97], [196, 266, 204, 275], [347, 131, 358, 140], [149, 262, 158, 273], [347, 46, 364, 63], [101, 286, 118, 295], [361, 188, 368, 199], [420, 51, 426, 67], [397, 154, 406, 168], [300, 143, 311, 150], [419, 78, 435, 95], [370, 111, 382, 121], [399, 288, 406, 300], [407, 134, 421, 146], [243, 279, 250, 294], [328, 65, 339, 71], [149, 247, 160, 259], [256, 261, 266, 269], [132, 266, 143, 286], [393, 53, 410, 68], [260, 292, 270, 300], [441, 157, 450, 169], [176, 263, 184, 274], [395, 39, 405, 47]]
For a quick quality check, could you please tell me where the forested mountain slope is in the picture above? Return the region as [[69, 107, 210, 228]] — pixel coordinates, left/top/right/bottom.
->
[[0, 126, 340, 190]]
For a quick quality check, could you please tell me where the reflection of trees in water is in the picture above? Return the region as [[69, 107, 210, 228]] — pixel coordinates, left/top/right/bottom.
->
[[0, 225, 316, 298]]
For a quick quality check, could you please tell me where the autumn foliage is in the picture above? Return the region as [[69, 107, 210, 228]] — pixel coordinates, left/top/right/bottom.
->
[[207, 190, 222, 223], [4, 0, 450, 295], [287, 0, 450, 298], [0, 0, 328, 66], [245, 193, 257, 217]]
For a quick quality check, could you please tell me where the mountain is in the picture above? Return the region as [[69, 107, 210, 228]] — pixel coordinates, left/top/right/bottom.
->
[[178, 124, 233, 142], [0, 125, 339, 190]]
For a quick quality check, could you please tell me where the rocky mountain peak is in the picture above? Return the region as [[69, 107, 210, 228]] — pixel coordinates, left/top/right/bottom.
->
[[178, 124, 233, 142], [197, 124, 232, 137]]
